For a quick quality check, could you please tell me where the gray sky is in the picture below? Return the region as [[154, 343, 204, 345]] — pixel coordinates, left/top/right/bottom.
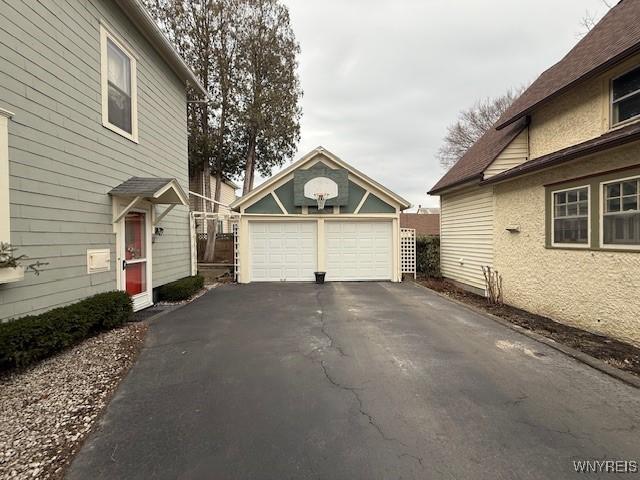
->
[[255, 0, 609, 210]]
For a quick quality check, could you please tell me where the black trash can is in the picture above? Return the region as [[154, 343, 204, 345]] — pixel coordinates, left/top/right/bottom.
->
[[314, 271, 326, 284]]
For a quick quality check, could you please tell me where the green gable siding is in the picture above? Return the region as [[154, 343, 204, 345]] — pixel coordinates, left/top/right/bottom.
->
[[274, 180, 301, 214], [0, 0, 190, 321], [306, 160, 334, 171], [359, 193, 396, 213], [245, 194, 283, 214], [293, 167, 349, 207], [308, 206, 334, 214], [342, 181, 367, 213]]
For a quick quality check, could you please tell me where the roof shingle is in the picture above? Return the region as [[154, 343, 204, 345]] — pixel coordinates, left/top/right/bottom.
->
[[428, 118, 527, 194], [430, 0, 640, 195], [496, 0, 640, 129], [482, 121, 640, 184], [109, 177, 176, 197]]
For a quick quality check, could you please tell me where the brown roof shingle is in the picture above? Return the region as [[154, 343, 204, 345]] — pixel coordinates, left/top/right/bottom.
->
[[496, 0, 640, 130], [400, 213, 440, 236], [482, 121, 640, 184], [430, 0, 640, 195], [428, 118, 527, 194]]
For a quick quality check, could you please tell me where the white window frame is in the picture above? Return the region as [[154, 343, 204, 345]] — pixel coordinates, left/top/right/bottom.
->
[[100, 24, 138, 143], [610, 64, 640, 128], [0, 108, 13, 243], [599, 174, 640, 250], [551, 184, 591, 248]]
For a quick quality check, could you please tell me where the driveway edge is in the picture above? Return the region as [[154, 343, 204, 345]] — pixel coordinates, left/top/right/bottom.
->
[[410, 282, 640, 389]]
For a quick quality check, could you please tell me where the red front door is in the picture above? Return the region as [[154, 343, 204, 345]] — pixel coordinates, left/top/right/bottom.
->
[[123, 211, 150, 304]]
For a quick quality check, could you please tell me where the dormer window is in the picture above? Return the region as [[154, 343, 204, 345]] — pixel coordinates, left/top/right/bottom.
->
[[611, 65, 640, 126]]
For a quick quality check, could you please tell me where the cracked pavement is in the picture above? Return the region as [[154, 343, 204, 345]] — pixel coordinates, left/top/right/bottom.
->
[[67, 282, 640, 480]]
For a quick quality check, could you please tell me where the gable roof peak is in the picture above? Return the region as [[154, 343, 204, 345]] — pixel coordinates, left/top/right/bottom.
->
[[231, 147, 411, 210], [496, 0, 640, 130]]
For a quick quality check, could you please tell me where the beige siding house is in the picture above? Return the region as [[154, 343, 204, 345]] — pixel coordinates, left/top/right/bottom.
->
[[440, 187, 493, 292], [190, 172, 239, 233], [430, 0, 640, 346]]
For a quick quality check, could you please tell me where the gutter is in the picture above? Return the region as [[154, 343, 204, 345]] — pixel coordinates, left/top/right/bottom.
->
[[114, 0, 208, 97], [427, 174, 483, 196], [481, 127, 640, 186]]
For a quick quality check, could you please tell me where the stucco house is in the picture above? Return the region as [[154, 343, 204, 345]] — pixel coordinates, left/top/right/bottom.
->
[[0, 0, 206, 316], [429, 0, 640, 346], [231, 147, 411, 283]]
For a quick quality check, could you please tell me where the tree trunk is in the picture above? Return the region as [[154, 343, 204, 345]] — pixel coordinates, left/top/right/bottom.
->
[[202, 218, 218, 263], [242, 134, 256, 195], [213, 171, 223, 214]]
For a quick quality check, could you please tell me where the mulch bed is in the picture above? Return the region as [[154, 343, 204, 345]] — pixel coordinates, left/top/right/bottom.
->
[[417, 277, 640, 378], [0, 322, 148, 480]]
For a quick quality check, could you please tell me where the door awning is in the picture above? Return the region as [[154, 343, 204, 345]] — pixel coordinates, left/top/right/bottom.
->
[[109, 177, 189, 205], [109, 177, 189, 224]]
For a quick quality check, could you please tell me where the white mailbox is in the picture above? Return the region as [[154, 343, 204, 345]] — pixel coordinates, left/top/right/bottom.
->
[[87, 249, 111, 274]]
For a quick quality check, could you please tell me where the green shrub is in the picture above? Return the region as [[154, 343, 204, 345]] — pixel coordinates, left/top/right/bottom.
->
[[0, 291, 132, 371], [416, 235, 441, 278], [157, 275, 204, 302]]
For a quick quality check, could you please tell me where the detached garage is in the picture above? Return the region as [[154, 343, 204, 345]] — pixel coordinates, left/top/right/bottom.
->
[[231, 147, 411, 283]]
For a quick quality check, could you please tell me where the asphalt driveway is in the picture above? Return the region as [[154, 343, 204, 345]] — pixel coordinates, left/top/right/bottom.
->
[[68, 282, 640, 480]]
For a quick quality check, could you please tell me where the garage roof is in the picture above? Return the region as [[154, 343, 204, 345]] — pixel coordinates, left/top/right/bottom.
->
[[231, 147, 411, 210]]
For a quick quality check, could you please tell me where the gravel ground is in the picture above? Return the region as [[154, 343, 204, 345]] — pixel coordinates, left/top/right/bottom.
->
[[0, 322, 148, 480]]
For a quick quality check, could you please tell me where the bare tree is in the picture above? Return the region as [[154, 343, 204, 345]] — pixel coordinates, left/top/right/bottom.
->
[[436, 87, 524, 169], [579, 0, 613, 35]]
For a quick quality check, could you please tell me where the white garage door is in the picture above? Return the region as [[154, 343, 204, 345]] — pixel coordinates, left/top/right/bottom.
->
[[325, 221, 392, 281], [250, 222, 317, 282]]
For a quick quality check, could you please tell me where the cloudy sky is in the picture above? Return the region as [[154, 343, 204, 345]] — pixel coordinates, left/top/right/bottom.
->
[[255, 0, 610, 210]]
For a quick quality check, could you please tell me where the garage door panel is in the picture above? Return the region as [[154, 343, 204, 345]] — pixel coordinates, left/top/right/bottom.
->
[[325, 221, 392, 281], [250, 222, 317, 282]]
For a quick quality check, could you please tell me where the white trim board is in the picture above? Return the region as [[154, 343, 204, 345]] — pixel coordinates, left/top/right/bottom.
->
[[100, 23, 139, 143], [231, 147, 411, 211]]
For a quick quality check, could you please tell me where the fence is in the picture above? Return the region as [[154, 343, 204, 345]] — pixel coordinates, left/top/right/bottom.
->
[[400, 228, 416, 279]]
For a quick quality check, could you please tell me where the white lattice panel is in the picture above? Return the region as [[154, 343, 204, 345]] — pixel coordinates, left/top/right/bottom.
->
[[233, 222, 239, 281], [400, 228, 416, 278]]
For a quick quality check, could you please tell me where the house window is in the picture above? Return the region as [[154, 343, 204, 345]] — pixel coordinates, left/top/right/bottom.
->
[[0, 109, 12, 243], [602, 177, 640, 246], [552, 186, 589, 246], [611, 65, 640, 126], [100, 25, 138, 142], [217, 220, 224, 233]]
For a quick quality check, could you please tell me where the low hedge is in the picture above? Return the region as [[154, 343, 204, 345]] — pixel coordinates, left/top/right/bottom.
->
[[157, 274, 204, 302], [0, 291, 132, 371], [416, 235, 441, 278]]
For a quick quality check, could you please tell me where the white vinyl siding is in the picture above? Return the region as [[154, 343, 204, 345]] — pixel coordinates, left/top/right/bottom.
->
[[440, 187, 494, 292], [211, 181, 238, 233], [483, 128, 529, 179]]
